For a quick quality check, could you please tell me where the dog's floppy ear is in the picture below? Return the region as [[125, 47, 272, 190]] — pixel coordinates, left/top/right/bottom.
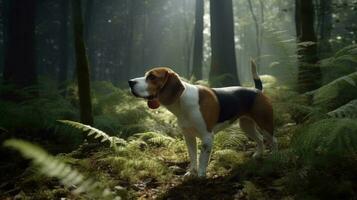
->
[[159, 71, 185, 105]]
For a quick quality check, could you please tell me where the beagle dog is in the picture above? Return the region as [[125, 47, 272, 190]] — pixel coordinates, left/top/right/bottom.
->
[[128, 61, 276, 177]]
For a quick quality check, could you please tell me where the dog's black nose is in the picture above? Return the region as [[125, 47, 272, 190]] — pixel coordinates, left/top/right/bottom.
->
[[128, 80, 136, 88]]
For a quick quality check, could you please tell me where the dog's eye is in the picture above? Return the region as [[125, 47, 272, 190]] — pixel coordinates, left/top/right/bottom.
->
[[147, 74, 156, 81]]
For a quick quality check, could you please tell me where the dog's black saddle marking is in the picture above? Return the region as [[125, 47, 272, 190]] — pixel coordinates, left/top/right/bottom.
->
[[212, 87, 259, 123]]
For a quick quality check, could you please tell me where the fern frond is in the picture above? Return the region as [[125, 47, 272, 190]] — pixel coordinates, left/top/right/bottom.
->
[[214, 130, 247, 151], [209, 149, 244, 175], [335, 44, 357, 58], [328, 99, 357, 118], [292, 119, 357, 161], [0, 127, 8, 133], [133, 132, 174, 147], [3, 139, 120, 200], [320, 44, 357, 67], [58, 120, 127, 148]]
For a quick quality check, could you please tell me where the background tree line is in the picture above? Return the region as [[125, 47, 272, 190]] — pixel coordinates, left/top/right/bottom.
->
[[1, 0, 357, 123]]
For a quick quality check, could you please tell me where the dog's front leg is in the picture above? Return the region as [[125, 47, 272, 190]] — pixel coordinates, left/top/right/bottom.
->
[[198, 134, 213, 177], [183, 133, 198, 177]]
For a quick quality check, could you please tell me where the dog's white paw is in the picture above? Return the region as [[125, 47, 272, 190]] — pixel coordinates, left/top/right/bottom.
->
[[183, 170, 198, 179], [252, 151, 263, 159]]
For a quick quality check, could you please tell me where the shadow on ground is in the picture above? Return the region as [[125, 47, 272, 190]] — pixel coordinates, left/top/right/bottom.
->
[[160, 175, 242, 200]]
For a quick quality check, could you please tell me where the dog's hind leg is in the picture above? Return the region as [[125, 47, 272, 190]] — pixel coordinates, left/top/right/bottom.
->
[[239, 117, 264, 158], [260, 128, 278, 151]]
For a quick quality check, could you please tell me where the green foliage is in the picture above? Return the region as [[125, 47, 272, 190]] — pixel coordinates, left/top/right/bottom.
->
[[209, 149, 245, 176], [242, 181, 265, 200], [328, 99, 357, 118], [133, 131, 175, 147], [213, 127, 247, 151], [0, 83, 77, 131], [292, 119, 357, 161], [0, 81, 82, 150], [100, 155, 171, 183], [319, 44, 357, 84], [260, 26, 298, 85], [98, 134, 176, 183], [312, 71, 357, 110], [3, 139, 120, 200], [58, 120, 127, 149], [320, 44, 357, 66]]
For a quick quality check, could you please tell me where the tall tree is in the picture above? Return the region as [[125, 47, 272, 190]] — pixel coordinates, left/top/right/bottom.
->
[[192, 0, 204, 80], [182, 0, 194, 77], [209, 0, 240, 87], [72, 0, 94, 125], [247, 0, 262, 68], [295, 0, 321, 93], [84, 0, 96, 81], [3, 0, 37, 89], [58, 0, 70, 94], [317, 0, 332, 58]]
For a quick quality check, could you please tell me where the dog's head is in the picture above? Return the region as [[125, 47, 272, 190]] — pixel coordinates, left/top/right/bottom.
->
[[128, 67, 185, 109]]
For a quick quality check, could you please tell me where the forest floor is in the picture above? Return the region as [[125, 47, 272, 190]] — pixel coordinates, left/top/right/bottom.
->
[[0, 123, 294, 200]]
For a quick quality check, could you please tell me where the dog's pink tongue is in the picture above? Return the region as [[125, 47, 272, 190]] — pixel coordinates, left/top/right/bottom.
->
[[147, 99, 160, 109]]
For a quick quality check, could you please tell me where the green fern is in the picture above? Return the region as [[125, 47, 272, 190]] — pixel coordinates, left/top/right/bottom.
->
[[133, 132, 175, 147], [213, 149, 244, 167], [320, 44, 357, 66], [0, 127, 8, 133], [214, 129, 247, 151], [58, 120, 127, 148], [330, 44, 357, 64], [328, 99, 357, 118], [3, 139, 120, 200], [292, 119, 357, 161]]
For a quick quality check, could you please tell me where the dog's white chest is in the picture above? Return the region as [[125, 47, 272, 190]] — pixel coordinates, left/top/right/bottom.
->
[[165, 83, 208, 137]]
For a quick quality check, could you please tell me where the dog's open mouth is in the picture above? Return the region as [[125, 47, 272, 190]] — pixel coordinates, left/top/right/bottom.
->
[[147, 99, 160, 109], [130, 90, 160, 109]]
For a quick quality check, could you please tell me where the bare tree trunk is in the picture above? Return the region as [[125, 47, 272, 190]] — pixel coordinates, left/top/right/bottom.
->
[[3, 0, 37, 90], [192, 0, 204, 80], [84, 0, 95, 81], [317, 0, 332, 58], [182, 0, 194, 77], [58, 0, 70, 96], [247, 0, 261, 67], [295, 0, 321, 93], [72, 0, 94, 125], [209, 0, 240, 87]]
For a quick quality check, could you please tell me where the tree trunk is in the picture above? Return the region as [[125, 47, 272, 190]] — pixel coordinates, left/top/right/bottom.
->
[[209, 0, 240, 87], [58, 0, 69, 96], [295, 0, 321, 93], [192, 0, 204, 80], [3, 0, 37, 89], [122, 0, 134, 82], [247, 0, 261, 68], [84, 0, 95, 81], [72, 0, 94, 125], [317, 0, 332, 58]]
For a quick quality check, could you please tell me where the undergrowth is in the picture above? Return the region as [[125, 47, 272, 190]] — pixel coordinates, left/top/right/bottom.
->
[[1, 45, 357, 199]]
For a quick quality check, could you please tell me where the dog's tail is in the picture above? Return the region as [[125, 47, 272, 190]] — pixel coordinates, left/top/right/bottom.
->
[[251, 59, 263, 90]]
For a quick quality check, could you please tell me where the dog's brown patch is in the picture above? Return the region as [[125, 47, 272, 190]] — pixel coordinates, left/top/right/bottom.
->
[[247, 92, 274, 135], [145, 67, 170, 98], [158, 71, 185, 105], [198, 86, 220, 132]]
